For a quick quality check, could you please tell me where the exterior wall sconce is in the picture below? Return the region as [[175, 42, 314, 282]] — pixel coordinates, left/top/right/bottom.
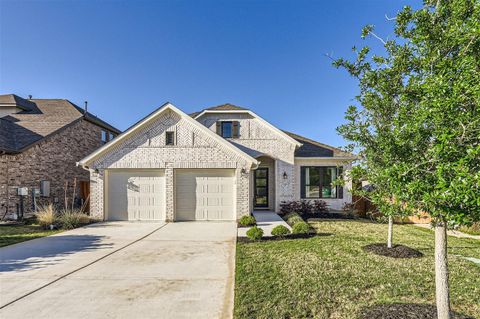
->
[[241, 168, 247, 175], [283, 171, 288, 179]]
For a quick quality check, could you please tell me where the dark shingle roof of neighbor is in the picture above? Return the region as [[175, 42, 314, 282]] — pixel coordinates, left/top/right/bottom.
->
[[0, 94, 121, 154]]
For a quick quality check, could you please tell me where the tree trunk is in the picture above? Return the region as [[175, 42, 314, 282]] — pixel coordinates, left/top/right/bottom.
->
[[387, 216, 393, 248], [435, 221, 451, 319]]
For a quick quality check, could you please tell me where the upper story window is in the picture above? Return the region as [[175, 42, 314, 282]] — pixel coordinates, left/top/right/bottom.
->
[[109, 132, 115, 141], [165, 131, 175, 145], [300, 166, 343, 199], [101, 130, 108, 143], [216, 121, 239, 138]]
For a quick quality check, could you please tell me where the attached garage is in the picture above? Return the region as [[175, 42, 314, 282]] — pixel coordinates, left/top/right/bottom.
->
[[175, 169, 235, 221], [106, 170, 165, 221]]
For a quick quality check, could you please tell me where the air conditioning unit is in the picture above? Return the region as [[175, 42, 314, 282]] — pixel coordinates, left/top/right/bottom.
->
[[40, 181, 50, 197]]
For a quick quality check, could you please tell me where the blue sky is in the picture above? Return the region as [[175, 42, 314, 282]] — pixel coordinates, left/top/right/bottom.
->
[[0, 0, 419, 147]]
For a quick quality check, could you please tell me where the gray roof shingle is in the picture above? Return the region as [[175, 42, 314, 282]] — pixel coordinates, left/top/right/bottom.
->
[[283, 131, 353, 158]]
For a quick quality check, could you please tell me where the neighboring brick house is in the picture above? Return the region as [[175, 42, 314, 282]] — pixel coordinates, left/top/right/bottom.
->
[[0, 94, 120, 219], [78, 102, 356, 222]]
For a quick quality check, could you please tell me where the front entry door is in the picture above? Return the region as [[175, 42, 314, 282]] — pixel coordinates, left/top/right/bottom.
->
[[254, 168, 268, 208]]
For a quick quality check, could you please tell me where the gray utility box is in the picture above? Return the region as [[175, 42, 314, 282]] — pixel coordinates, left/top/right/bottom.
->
[[17, 187, 28, 196], [40, 180, 50, 197]]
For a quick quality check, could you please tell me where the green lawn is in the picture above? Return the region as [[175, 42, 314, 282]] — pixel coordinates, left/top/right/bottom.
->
[[0, 224, 62, 247], [234, 220, 480, 319]]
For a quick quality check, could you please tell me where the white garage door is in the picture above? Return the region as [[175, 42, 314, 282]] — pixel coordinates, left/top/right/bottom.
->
[[175, 169, 235, 221], [107, 170, 165, 221]]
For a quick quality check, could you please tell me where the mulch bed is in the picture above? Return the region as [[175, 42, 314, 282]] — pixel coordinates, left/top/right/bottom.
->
[[237, 232, 333, 243], [360, 303, 473, 319], [237, 224, 257, 228], [363, 243, 424, 258]]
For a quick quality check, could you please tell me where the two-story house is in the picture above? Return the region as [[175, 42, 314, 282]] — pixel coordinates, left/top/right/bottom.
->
[[0, 94, 120, 219], [78, 103, 356, 221]]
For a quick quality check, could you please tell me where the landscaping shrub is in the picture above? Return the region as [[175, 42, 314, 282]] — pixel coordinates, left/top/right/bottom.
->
[[280, 200, 315, 216], [283, 212, 304, 226], [280, 201, 299, 215], [313, 200, 328, 213], [271, 225, 290, 237], [35, 204, 57, 229], [292, 221, 310, 234], [246, 226, 264, 241], [239, 215, 256, 227], [58, 210, 91, 229], [298, 200, 313, 215]]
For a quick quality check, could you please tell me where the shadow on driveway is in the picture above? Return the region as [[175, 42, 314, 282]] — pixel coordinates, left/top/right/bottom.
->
[[0, 235, 112, 273]]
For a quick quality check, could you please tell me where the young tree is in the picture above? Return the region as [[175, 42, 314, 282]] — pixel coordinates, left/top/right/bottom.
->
[[334, 1, 480, 318]]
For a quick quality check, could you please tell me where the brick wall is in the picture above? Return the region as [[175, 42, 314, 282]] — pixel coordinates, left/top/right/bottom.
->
[[0, 119, 105, 219], [197, 112, 298, 212], [88, 110, 252, 220]]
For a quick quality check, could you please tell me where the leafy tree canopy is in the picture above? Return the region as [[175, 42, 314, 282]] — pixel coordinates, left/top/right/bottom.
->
[[335, 0, 480, 225]]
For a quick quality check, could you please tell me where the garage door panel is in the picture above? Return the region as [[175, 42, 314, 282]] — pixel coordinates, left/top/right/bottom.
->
[[175, 169, 235, 221], [107, 170, 165, 221]]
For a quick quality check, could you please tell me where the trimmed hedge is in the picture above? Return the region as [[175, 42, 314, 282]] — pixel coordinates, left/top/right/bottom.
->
[[283, 212, 304, 227], [271, 225, 290, 237], [246, 226, 264, 241], [239, 215, 256, 227], [292, 221, 310, 234]]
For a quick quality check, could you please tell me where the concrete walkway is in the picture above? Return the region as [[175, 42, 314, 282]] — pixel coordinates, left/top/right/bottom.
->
[[0, 221, 237, 319], [237, 211, 291, 237]]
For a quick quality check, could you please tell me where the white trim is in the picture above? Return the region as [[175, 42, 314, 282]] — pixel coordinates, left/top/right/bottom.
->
[[194, 109, 302, 147], [78, 102, 259, 167]]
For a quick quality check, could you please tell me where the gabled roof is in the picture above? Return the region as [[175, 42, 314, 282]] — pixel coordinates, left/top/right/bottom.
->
[[283, 130, 356, 158], [205, 103, 249, 111], [0, 94, 36, 111], [78, 102, 259, 167], [0, 94, 120, 154], [192, 103, 302, 147]]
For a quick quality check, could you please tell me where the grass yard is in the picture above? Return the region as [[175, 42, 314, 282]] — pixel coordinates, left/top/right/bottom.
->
[[0, 224, 62, 247], [234, 220, 480, 319]]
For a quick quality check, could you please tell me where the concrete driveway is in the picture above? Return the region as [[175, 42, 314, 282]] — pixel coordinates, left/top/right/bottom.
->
[[0, 221, 237, 319]]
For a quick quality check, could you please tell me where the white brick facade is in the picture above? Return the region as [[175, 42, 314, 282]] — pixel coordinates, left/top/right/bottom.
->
[[196, 112, 352, 212], [82, 104, 355, 221], [86, 109, 252, 220]]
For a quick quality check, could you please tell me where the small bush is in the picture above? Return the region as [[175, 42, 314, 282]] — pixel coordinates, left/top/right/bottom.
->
[[313, 200, 328, 213], [35, 204, 57, 229], [246, 226, 264, 241], [292, 221, 310, 234], [298, 200, 313, 215], [283, 212, 304, 226], [280, 200, 314, 216], [271, 225, 290, 237], [239, 215, 256, 227], [58, 210, 91, 229]]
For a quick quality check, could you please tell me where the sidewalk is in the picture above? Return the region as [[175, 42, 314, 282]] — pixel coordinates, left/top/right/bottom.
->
[[237, 211, 291, 237]]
